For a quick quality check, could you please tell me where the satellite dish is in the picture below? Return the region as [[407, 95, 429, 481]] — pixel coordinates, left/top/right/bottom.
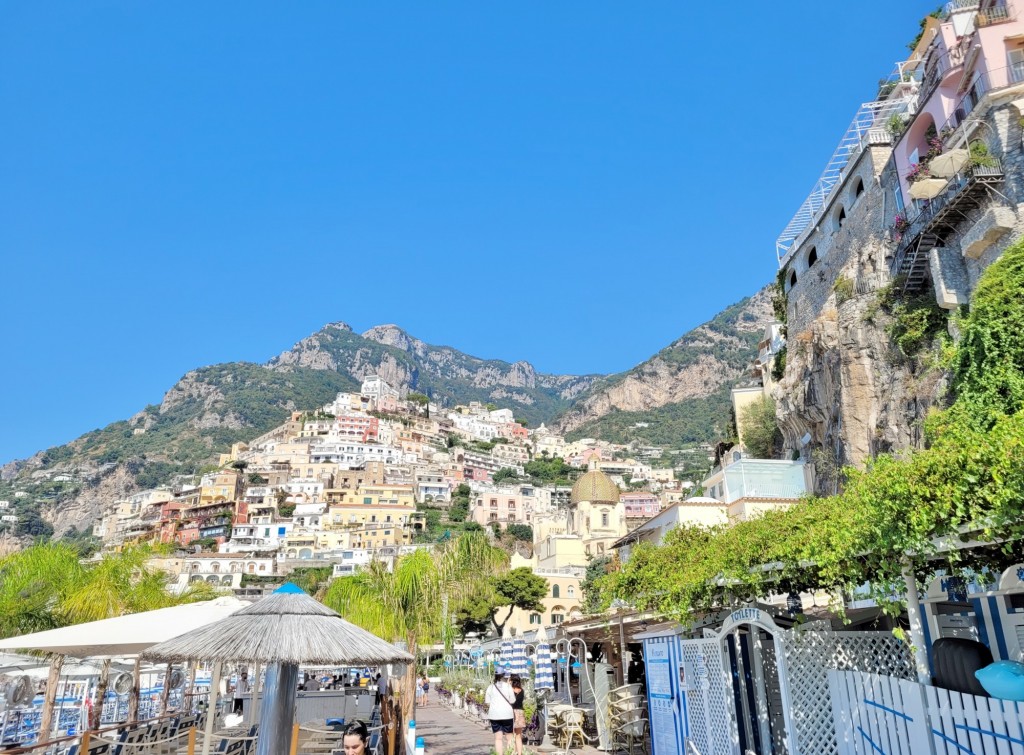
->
[[7, 676, 34, 707], [113, 672, 134, 696], [168, 669, 186, 690]]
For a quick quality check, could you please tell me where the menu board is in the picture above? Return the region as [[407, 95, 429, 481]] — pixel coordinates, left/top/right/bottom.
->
[[650, 696, 682, 755], [648, 657, 673, 698], [644, 640, 683, 755]]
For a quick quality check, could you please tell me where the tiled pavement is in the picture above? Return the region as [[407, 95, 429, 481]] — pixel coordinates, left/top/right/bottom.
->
[[413, 701, 605, 755]]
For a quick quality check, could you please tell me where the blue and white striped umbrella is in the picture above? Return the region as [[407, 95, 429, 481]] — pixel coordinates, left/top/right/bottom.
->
[[533, 642, 554, 690], [499, 640, 514, 673], [509, 637, 528, 676]]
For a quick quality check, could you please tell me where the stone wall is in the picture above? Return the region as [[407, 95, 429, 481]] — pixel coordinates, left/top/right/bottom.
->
[[773, 91, 1024, 491]]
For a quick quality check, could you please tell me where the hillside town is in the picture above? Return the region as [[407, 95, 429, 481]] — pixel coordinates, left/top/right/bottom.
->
[[77, 359, 806, 635]]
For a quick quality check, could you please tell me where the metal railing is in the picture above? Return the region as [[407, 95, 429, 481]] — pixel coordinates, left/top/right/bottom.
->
[[891, 158, 1004, 273], [976, 2, 1014, 25]]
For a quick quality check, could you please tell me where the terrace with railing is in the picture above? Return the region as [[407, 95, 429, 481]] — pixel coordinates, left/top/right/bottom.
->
[[891, 158, 1005, 290]]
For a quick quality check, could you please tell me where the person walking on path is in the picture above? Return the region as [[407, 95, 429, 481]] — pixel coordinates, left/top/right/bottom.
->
[[232, 671, 249, 715], [420, 673, 430, 707], [484, 673, 515, 755], [509, 675, 526, 755]]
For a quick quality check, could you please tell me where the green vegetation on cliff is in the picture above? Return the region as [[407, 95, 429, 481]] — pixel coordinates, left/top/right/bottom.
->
[[604, 241, 1024, 620]]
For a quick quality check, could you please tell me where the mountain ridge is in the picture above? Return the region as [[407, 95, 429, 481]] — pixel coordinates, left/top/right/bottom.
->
[[0, 289, 772, 540]]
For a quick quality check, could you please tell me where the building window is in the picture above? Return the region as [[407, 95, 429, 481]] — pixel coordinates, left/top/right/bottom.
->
[[552, 613, 565, 624], [601, 512, 609, 527], [568, 585, 576, 598], [529, 613, 542, 625], [807, 247, 818, 268], [853, 178, 865, 200], [552, 585, 560, 598], [789, 270, 797, 288], [834, 205, 846, 230]]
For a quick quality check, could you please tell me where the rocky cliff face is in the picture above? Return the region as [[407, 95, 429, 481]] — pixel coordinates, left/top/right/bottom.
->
[[774, 288, 949, 493], [269, 323, 599, 420], [555, 289, 774, 441]]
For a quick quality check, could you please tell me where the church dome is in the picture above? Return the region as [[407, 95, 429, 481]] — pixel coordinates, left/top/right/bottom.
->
[[570, 469, 620, 504]]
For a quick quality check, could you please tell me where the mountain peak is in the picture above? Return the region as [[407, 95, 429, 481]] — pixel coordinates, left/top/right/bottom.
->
[[321, 322, 353, 332], [362, 324, 419, 352]]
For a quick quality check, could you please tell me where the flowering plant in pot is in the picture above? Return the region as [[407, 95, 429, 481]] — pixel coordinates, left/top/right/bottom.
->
[[893, 212, 910, 234], [906, 163, 930, 182]]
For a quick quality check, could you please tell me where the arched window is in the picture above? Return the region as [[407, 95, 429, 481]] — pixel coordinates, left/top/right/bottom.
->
[[210, 562, 221, 573], [835, 205, 847, 230], [790, 271, 798, 288], [807, 247, 818, 268], [221, 575, 232, 585], [568, 585, 576, 598], [552, 585, 560, 598], [853, 178, 865, 200]]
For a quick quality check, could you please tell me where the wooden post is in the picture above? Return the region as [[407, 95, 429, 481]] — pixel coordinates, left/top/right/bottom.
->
[[200, 662, 222, 755], [288, 722, 300, 755], [185, 661, 197, 713], [187, 726, 197, 755], [127, 657, 143, 724], [247, 663, 262, 726], [90, 658, 112, 730], [79, 731, 92, 751], [38, 654, 65, 742], [903, 563, 932, 685]]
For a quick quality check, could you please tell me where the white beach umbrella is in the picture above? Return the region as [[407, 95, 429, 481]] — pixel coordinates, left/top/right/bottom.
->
[[0, 597, 248, 658], [908, 178, 947, 200], [928, 149, 969, 177]]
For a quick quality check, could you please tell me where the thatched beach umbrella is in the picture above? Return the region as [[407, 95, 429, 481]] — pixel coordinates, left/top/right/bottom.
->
[[143, 583, 413, 755]]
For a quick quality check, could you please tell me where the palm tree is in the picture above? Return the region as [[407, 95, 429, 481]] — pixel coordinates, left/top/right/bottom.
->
[[323, 532, 508, 718], [0, 543, 221, 735]]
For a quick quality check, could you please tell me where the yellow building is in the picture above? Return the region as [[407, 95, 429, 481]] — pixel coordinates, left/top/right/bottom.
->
[[355, 484, 415, 508], [497, 554, 585, 636], [199, 471, 243, 505], [326, 502, 416, 530]]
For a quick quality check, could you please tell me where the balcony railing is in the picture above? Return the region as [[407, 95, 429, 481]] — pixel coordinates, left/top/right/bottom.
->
[[976, 3, 1014, 25], [891, 159, 1004, 281]]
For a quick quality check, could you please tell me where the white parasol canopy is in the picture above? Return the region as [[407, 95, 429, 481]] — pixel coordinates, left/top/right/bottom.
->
[[908, 177, 948, 200], [0, 597, 247, 658], [928, 149, 969, 177]]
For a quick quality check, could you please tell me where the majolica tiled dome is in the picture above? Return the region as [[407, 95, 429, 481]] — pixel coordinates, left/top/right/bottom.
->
[[570, 470, 620, 504]]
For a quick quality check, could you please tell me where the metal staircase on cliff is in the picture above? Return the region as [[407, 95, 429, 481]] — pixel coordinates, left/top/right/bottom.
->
[[891, 160, 1004, 293]]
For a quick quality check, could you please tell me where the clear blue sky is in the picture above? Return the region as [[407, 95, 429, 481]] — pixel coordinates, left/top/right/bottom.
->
[[1, 1, 933, 462]]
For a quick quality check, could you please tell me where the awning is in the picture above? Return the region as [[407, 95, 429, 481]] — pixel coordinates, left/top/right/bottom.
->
[[0, 597, 248, 658]]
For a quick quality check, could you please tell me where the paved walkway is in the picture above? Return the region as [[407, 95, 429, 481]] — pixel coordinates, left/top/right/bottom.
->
[[413, 702, 604, 755]]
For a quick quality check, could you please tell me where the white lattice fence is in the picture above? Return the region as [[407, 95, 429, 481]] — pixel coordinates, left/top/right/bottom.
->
[[680, 639, 736, 755], [780, 630, 913, 755]]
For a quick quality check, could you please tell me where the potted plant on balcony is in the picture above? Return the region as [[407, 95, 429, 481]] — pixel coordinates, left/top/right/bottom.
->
[[905, 162, 931, 182], [887, 113, 908, 138], [891, 212, 911, 243], [968, 140, 998, 169]]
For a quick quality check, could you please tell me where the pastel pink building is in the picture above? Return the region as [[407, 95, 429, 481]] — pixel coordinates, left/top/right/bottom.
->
[[620, 492, 663, 521], [894, 1, 1024, 200]]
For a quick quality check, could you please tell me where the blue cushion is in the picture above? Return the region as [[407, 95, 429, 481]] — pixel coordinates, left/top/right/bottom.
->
[[975, 660, 1024, 701]]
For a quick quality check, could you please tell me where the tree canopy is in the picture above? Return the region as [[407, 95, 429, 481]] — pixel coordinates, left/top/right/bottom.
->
[[489, 567, 548, 635]]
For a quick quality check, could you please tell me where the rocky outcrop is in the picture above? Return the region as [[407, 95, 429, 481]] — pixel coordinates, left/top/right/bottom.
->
[[42, 464, 139, 538], [774, 292, 947, 494], [556, 288, 774, 434]]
